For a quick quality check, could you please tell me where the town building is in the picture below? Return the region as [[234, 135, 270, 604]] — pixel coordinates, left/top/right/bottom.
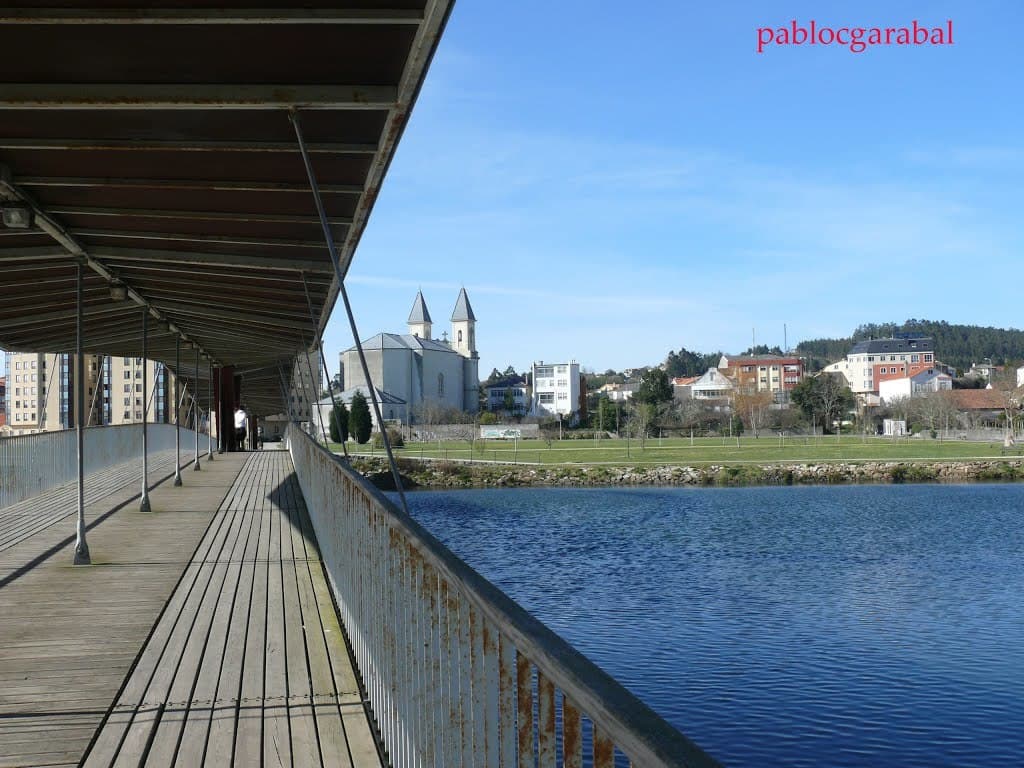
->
[[530, 360, 582, 418], [823, 335, 936, 396], [877, 368, 953, 403], [484, 373, 529, 415], [4, 351, 184, 435], [683, 368, 734, 406], [337, 289, 480, 426], [717, 354, 804, 400]]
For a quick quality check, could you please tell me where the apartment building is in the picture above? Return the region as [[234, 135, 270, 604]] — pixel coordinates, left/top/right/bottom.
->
[[823, 336, 935, 395], [530, 360, 581, 418], [3, 352, 176, 434], [717, 354, 804, 399]]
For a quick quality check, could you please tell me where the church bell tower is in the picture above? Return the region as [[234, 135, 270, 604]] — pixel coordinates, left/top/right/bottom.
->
[[450, 287, 477, 359]]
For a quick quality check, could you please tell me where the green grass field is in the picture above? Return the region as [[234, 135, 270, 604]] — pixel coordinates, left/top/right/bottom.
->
[[332, 435, 1022, 467]]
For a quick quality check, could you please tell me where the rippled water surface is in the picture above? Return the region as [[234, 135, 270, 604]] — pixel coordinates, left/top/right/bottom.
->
[[403, 484, 1024, 767]]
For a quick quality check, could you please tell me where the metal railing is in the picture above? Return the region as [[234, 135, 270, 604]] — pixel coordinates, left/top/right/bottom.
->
[[0, 423, 200, 509], [287, 424, 720, 768]]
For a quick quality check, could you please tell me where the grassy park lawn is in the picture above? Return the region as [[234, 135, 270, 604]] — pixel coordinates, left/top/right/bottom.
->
[[330, 435, 1021, 467]]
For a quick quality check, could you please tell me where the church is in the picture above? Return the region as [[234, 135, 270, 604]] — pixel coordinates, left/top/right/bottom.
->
[[334, 288, 480, 426]]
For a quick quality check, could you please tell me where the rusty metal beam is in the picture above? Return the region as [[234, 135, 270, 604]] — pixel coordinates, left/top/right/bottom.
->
[[16, 176, 363, 194], [50, 205, 351, 226], [0, 8, 424, 24], [0, 138, 377, 153], [89, 245, 332, 273], [0, 84, 398, 110], [79, 230, 329, 251]]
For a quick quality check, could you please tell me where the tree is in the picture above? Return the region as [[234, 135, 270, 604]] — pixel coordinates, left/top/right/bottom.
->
[[596, 397, 617, 435], [791, 374, 854, 433], [734, 390, 773, 437], [634, 368, 674, 405], [328, 402, 349, 443], [348, 391, 372, 444]]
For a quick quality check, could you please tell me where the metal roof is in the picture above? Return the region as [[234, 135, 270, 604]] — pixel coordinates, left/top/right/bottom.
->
[[0, 2, 454, 417], [849, 337, 934, 355], [450, 286, 475, 321]]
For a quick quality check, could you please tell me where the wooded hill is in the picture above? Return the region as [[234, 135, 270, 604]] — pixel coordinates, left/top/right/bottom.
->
[[796, 319, 1024, 374]]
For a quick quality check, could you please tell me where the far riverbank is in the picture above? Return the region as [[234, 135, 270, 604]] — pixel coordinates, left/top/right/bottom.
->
[[349, 456, 1024, 490]]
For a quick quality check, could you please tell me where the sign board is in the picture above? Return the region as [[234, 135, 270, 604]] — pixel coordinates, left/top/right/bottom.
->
[[480, 427, 522, 440]]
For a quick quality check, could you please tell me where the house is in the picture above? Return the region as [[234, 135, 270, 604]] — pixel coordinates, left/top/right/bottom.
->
[[338, 289, 480, 425], [684, 368, 734, 406], [672, 375, 699, 400], [315, 385, 408, 438], [823, 335, 936, 396], [485, 373, 529, 415], [1018, 365, 1024, 389], [946, 389, 1007, 428], [878, 368, 953, 403], [529, 360, 582, 418], [717, 354, 803, 400]]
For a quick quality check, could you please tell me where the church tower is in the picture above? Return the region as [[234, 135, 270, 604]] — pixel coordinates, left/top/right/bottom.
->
[[450, 287, 477, 359], [407, 290, 432, 340], [451, 287, 479, 413]]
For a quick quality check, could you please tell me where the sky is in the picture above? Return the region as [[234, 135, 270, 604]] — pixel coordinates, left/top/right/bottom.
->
[[322, 0, 1024, 377]]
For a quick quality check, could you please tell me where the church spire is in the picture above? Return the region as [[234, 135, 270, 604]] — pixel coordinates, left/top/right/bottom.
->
[[450, 286, 476, 322], [407, 290, 432, 339]]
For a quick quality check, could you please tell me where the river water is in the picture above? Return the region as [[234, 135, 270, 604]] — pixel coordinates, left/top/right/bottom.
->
[[403, 484, 1024, 767]]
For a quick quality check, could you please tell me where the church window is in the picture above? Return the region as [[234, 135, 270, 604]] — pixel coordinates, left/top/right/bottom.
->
[[458, 330, 463, 344], [438, 373, 445, 398]]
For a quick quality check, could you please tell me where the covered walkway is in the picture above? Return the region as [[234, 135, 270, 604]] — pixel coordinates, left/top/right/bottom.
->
[[0, 451, 380, 768]]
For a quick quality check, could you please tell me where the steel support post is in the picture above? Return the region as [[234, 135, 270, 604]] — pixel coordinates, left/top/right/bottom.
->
[[291, 111, 407, 512], [193, 346, 202, 470], [173, 336, 182, 486], [139, 309, 152, 512], [73, 261, 90, 564], [207, 359, 215, 461]]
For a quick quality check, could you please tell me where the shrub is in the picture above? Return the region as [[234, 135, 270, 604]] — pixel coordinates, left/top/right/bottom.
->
[[371, 427, 405, 449]]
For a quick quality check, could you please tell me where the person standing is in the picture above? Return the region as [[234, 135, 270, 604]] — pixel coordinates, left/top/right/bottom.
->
[[234, 406, 248, 450]]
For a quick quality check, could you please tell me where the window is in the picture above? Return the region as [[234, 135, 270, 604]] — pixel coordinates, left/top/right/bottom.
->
[[123, 397, 130, 406], [911, 354, 920, 363], [124, 371, 131, 380], [535, 366, 554, 378], [924, 354, 933, 362], [14, 362, 20, 370], [557, 379, 567, 387], [124, 384, 130, 393], [30, 374, 36, 382], [557, 392, 567, 400], [124, 411, 131, 420], [867, 356, 874, 362], [437, 373, 445, 398], [135, 370, 142, 378], [31, 360, 36, 369], [135, 384, 141, 393], [538, 392, 554, 403], [457, 330, 463, 344]]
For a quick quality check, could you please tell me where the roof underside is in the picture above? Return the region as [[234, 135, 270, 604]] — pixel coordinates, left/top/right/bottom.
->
[[0, 2, 453, 417]]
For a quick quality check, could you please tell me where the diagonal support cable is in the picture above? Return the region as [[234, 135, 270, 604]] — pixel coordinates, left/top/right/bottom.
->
[[302, 272, 350, 460], [290, 110, 408, 513]]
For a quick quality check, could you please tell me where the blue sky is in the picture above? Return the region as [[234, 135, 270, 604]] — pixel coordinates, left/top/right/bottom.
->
[[325, 0, 1024, 376]]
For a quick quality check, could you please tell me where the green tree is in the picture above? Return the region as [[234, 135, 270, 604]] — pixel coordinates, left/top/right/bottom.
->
[[790, 374, 855, 433], [596, 397, 617, 433], [634, 368, 674, 405], [348, 391, 372, 444], [328, 402, 349, 443]]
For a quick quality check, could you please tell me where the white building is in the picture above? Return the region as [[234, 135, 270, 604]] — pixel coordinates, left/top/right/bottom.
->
[[878, 368, 953, 403], [824, 336, 936, 395], [687, 368, 734, 402], [1017, 365, 1024, 389], [484, 375, 529, 415], [337, 289, 480, 426], [530, 360, 581, 417]]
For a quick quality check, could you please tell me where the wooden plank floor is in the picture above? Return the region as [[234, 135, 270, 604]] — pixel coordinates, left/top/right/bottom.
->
[[0, 449, 183, 553], [0, 452, 246, 768], [81, 450, 382, 768]]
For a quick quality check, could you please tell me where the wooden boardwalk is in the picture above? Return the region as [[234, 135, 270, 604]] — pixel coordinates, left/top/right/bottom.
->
[[0, 451, 381, 768], [0, 449, 182, 554]]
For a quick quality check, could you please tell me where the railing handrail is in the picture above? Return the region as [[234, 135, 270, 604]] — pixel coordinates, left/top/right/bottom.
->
[[290, 425, 720, 767], [0, 421, 184, 441]]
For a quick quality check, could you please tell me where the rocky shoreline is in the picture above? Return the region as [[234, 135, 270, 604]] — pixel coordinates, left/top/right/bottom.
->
[[350, 456, 1024, 490]]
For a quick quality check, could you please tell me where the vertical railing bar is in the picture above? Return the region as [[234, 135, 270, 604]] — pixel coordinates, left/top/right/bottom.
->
[[483, 617, 500, 767], [563, 694, 583, 768], [592, 723, 615, 768], [537, 669, 556, 768], [457, 592, 472, 768], [516, 652, 534, 768], [498, 633, 516, 768]]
